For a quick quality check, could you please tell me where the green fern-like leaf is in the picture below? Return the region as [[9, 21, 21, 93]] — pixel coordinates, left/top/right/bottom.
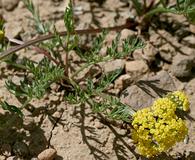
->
[[6, 58, 64, 99]]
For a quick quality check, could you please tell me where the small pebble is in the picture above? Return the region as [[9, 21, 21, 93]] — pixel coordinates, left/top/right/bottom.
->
[[2, 0, 19, 11], [94, 121, 104, 129], [38, 148, 57, 160]]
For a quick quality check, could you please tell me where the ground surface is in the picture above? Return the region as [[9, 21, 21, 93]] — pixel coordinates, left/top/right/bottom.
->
[[0, 0, 195, 160]]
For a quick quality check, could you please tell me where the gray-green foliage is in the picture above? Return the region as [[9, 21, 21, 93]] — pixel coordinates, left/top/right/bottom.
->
[[0, 101, 23, 117], [131, 0, 195, 24], [0, 58, 64, 116], [64, 2, 75, 33], [93, 96, 135, 122], [66, 69, 136, 122], [1, 1, 143, 122], [22, 0, 50, 33], [107, 35, 144, 58], [6, 58, 64, 99]]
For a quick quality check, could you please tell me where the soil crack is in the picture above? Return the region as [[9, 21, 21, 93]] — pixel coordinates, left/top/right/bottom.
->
[[47, 109, 64, 148]]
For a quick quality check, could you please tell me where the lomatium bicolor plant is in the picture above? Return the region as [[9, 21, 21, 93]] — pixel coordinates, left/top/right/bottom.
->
[[0, 1, 192, 158], [131, 91, 189, 157]]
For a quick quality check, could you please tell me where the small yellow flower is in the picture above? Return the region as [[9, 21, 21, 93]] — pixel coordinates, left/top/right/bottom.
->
[[152, 98, 177, 119], [131, 93, 189, 158], [167, 91, 190, 111], [0, 30, 4, 43]]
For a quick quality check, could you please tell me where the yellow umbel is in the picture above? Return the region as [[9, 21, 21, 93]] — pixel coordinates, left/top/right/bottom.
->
[[131, 92, 189, 158]]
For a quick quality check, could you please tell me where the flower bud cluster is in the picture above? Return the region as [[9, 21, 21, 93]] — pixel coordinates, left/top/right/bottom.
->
[[132, 91, 189, 157]]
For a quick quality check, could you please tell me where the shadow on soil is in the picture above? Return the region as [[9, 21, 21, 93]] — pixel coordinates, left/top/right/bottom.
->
[[0, 95, 65, 159]]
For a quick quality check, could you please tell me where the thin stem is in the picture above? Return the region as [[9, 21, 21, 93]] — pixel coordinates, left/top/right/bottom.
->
[[4, 61, 28, 70], [131, 0, 143, 16], [143, 7, 178, 19], [7, 36, 60, 65], [32, 46, 60, 65], [65, 34, 70, 76], [0, 22, 135, 60], [97, 92, 136, 117], [53, 27, 67, 67]]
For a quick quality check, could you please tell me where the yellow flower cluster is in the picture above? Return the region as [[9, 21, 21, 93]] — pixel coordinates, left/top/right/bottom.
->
[[131, 91, 189, 158], [167, 91, 190, 112]]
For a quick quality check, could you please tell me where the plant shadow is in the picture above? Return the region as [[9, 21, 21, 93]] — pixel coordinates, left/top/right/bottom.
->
[[72, 103, 140, 160], [136, 79, 170, 98], [0, 111, 47, 159], [0, 94, 66, 159]]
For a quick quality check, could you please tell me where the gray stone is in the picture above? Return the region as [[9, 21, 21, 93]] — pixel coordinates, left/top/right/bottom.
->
[[185, 78, 195, 95], [94, 121, 104, 129], [38, 148, 57, 160], [120, 71, 176, 110], [2, 0, 19, 11], [114, 74, 132, 91], [171, 54, 195, 77], [189, 24, 195, 33], [74, 1, 90, 15], [100, 59, 125, 73], [132, 48, 143, 60], [142, 42, 158, 63], [159, 43, 175, 62], [5, 21, 23, 38], [125, 60, 149, 76], [120, 29, 136, 40], [183, 35, 195, 45], [189, 94, 195, 118], [11, 75, 24, 85], [149, 31, 161, 46]]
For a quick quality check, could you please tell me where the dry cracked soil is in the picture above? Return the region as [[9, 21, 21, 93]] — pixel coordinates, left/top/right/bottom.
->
[[0, 0, 195, 160]]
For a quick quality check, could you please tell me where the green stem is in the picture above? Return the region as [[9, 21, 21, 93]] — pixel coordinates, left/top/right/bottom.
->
[[0, 22, 133, 61], [97, 92, 136, 117], [4, 61, 29, 70], [143, 7, 181, 19], [65, 34, 70, 76], [20, 98, 32, 109], [131, 0, 143, 16]]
